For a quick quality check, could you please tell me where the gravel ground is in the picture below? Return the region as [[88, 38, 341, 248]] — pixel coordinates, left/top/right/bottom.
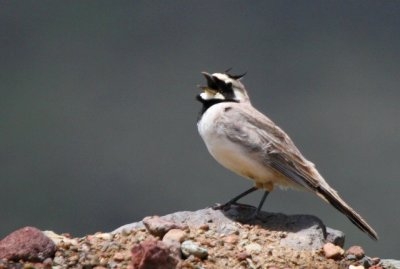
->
[[0, 207, 386, 269], [0, 223, 361, 269]]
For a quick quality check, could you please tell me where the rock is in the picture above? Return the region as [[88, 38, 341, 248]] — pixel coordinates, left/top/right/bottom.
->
[[162, 229, 187, 244], [143, 216, 187, 237], [113, 252, 127, 262], [223, 234, 239, 244], [326, 227, 345, 247], [114, 205, 340, 251], [131, 239, 178, 269], [360, 256, 373, 268], [369, 266, 384, 269], [162, 229, 187, 258], [346, 254, 357, 261], [349, 265, 364, 269], [43, 230, 78, 246], [323, 242, 344, 260], [380, 259, 400, 269], [199, 224, 209, 231], [347, 245, 365, 259], [371, 257, 381, 265], [244, 242, 262, 254], [235, 252, 250, 261], [0, 227, 56, 262], [181, 240, 208, 259], [93, 233, 113, 241]]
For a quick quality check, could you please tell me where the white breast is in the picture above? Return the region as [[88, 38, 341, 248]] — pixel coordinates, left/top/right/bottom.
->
[[197, 103, 287, 190]]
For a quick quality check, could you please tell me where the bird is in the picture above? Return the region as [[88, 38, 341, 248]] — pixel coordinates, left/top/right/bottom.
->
[[196, 71, 378, 240]]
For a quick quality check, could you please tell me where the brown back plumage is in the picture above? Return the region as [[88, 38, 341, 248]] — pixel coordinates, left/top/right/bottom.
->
[[221, 102, 378, 240]]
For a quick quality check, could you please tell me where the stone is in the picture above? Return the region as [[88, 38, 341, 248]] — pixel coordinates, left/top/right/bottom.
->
[[223, 234, 239, 244], [244, 243, 262, 254], [143, 216, 187, 237], [380, 259, 400, 269], [43, 231, 78, 246], [346, 254, 357, 261], [326, 227, 345, 247], [93, 233, 113, 241], [162, 229, 187, 244], [323, 242, 344, 260], [114, 205, 340, 251], [131, 239, 178, 269], [371, 257, 381, 265], [181, 240, 208, 259], [235, 252, 250, 261], [0, 227, 56, 262], [113, 252, 126, 262], [349, 265, 364, 269], [347, 245, 365, 259], [360, 256, 373, 268]]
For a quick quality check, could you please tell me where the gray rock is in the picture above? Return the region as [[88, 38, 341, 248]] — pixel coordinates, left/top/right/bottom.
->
[[113, 205, 344, 251], [181, 240, 208, 259], [326, 227, 345, 247], [114, 207, 240, 235], [381, 259, 400, 269], [346, 254, 357, 261], [143, 216, 187, 237], [359, 256, 372, 268]]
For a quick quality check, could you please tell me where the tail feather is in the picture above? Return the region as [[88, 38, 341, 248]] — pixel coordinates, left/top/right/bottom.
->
[[317, 186, 378, 240]]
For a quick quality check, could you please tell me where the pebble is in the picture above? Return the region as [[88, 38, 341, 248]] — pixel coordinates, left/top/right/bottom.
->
[[349, 265, 364, 269], [235, 251, 250, 261], [360, 256, 373, 268], [43, 231, 78, 246], [244, 243, 262, 254], [381, 259, 400, 269], [162, 229, 187, 244], [346, 254, 357, 261], [323, 242, 344, 260], [181, 240, 208, 259], [93, 233, 113, 241], [371, 257, 381, 265], [131, 239, 178, 269], [53, 256, 65, 265], [347, 245, 365, 259], [143, 216, 187, 237], [326, 227, 345, 248], [199, 224, 209, 231], [224, 234, 239, 244], [112, 252, 125, 262]]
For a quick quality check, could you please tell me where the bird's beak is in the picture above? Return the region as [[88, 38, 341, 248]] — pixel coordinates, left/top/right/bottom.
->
[[197, 72, 225, 101], [201, 71, 218, 90]]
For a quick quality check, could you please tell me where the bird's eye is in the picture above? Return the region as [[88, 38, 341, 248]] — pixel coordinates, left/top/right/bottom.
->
[[220, 82, 233, 94]]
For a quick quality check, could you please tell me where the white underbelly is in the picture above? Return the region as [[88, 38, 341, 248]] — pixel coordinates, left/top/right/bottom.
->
[[197, 104, 297, 191], [208, 138, 273, 180], [201, 129, 294, 190]]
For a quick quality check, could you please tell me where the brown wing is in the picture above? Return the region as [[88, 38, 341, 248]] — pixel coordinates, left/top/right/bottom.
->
[[220, 103, 321, 190], [220, 103, 378, 240]]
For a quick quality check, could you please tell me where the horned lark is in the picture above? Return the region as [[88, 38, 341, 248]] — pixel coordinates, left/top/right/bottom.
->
[[196, 71, 378, 240]]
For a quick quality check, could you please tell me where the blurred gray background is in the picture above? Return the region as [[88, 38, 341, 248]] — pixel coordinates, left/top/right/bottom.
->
[[1, 0, 399, 258]]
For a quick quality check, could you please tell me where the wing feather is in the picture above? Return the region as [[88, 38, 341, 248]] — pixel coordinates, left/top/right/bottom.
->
[[220, 103, 378, 240]]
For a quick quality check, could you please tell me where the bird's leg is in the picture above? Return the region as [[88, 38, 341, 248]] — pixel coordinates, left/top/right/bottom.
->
[[255, 191, 270, 215], [214, 186, 258, 210]]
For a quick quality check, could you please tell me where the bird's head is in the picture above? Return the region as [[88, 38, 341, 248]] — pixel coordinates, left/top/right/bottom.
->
[[197, 71, 250, 104]]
